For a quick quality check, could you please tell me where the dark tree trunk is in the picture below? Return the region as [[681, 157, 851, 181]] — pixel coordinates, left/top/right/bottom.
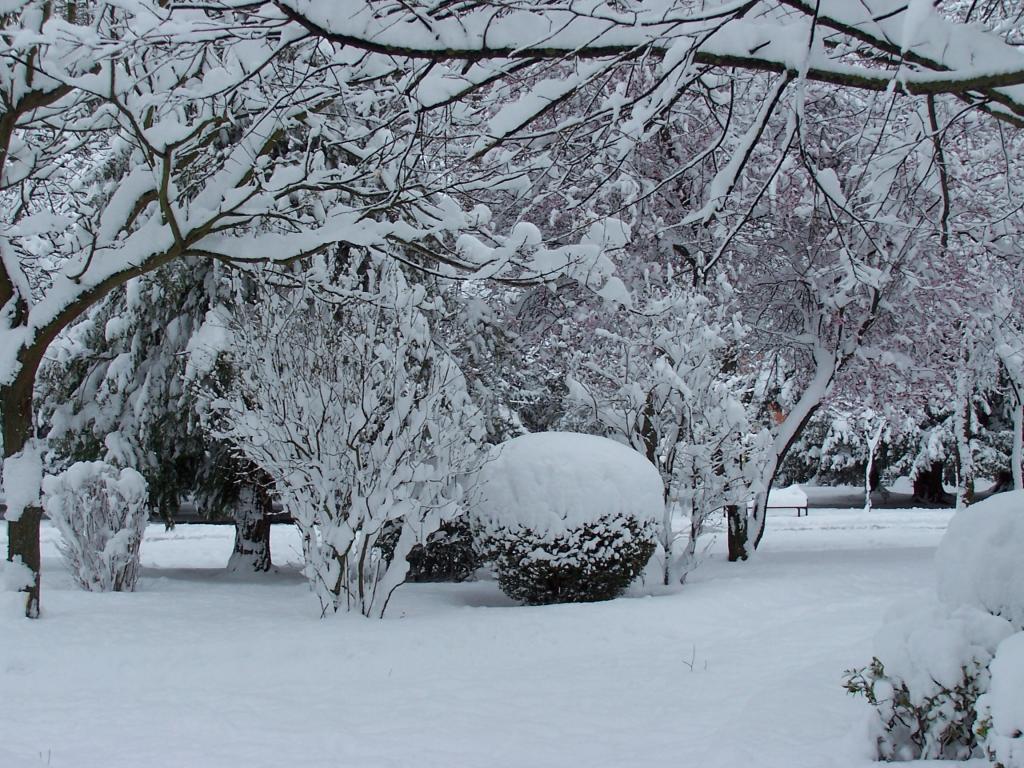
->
[[912, 461, 949, 504], [7, 507, 41, 617], [3, 373, 41, 617], [869, 462, 881, 492], [726, 505, 747, 562], [743, 378, 833, 559], [227, 485, 272, 573], [990, 469, 1014, 494]]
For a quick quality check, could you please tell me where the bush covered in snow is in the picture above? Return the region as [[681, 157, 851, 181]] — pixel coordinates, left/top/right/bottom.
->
[[484, 515, 657, 604], [976, 633, 1024, 768], [378, 517, 480, 583], [936, 490, 1024, 629], [844, 603, 1013, 760], [471, 432, 662, 605], [846, 491, 1024, 762], [203, 264, 483, 617], [42, 461, 149, 592]]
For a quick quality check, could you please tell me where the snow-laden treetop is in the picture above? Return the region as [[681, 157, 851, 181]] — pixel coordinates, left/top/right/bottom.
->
[[282, 0, 1024, 118]]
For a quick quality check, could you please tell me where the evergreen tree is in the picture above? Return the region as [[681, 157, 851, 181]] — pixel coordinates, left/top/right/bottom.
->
[[39, 260, 275, 571]]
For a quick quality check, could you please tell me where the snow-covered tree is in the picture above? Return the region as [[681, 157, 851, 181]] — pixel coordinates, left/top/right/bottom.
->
[[567, 278, 760, 582], [0, 2, 610, 616], [6, 0, 1024, 617], [39, 259, 278, 571], [201, 260, 484, 617], [992, 290, 1024, 491]]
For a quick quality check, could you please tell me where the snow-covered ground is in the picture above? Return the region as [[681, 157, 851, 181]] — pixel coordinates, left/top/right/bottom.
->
[[0, 506, 972, 768]]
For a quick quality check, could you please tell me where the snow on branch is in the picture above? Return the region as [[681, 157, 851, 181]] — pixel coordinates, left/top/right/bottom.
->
[[279, 0, 1024, 118]]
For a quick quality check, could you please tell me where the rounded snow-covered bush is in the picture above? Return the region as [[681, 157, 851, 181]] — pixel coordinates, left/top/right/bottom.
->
[[471, 432, 662, 605], [937, 490, 1024, 628], [977, 632, 1024, 768], [846, 490, 1024, 762], [844, 602, 1014, 760], [42, 461, 149, 592]]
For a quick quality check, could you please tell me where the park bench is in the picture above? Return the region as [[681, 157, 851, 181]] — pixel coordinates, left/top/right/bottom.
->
[[766, 484, 809, 517]]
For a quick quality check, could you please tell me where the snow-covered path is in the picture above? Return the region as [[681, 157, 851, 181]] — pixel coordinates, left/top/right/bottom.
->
[[0, 508, 969, 768]]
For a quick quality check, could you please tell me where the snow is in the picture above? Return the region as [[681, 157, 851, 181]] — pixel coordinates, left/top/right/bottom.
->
[[184, 306, 233, 381], [936, 489, 1024, 628], [42, 461, 148, 501], [861, 596, 1013, 760], [1, 445, 43, 522], [769, 483, 808, 509], [0, 558, 34, 592], [901, 0, 938, 55], [472, 432, 663, 538], [41, 462, 149, 593], [594, 275, 631, 306], [980, 632, 1024, 768], [0, 504, 963, 768], [874, 602, 1012, 699]]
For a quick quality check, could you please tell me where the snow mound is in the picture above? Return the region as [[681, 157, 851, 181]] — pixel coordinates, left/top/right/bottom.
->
[[0, 558, 34, 593], [978, 632, 1024, 768], [874, 602, 1013, 699], [936, 490, 1024, 627], [473, 431, 663, 538]]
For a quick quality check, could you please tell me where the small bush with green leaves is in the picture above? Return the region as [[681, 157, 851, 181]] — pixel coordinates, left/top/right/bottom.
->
[[844, 656, 987, 760], [406, 519, 480, 583], [378, 518, 480, 583], [479, 513, 656, 605], [844, 491, 1024, 762], [842, 604, 1013, 761]]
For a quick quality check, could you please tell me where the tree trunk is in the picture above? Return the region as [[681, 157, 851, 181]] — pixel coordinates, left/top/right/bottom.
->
[[726, 505, 747, 562], [739, 345, 837, 560], [1013, 399, 1023, 491], [954, 388, 974, 509], [953, 343, 975, 509], [912, 461, 948, 504], [869, 462, 882, 492], [3, 373, 41, 617], [864, 419, 886, 513], [226, 485, 272, 573], [7, 507, 41, 617], [677, 527, 697, 585]]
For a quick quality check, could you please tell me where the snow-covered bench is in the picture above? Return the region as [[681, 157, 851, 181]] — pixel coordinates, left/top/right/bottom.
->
[[767, 484, 809, 517]]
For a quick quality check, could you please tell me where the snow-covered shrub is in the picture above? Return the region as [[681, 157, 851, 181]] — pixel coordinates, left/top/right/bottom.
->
[[976, 633, 1024, 768], [846, 492, 1024, 761], [203, 262, 483, 617], [378, 517, 480, 583], [936, 490, 1024, 628], [843, 603, 1014, 760], [471, 432, 662, 605], [41, 462, 149, 592]]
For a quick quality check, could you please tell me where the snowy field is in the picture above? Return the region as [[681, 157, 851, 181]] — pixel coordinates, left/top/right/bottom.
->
[[0, 506, 972, 768]]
